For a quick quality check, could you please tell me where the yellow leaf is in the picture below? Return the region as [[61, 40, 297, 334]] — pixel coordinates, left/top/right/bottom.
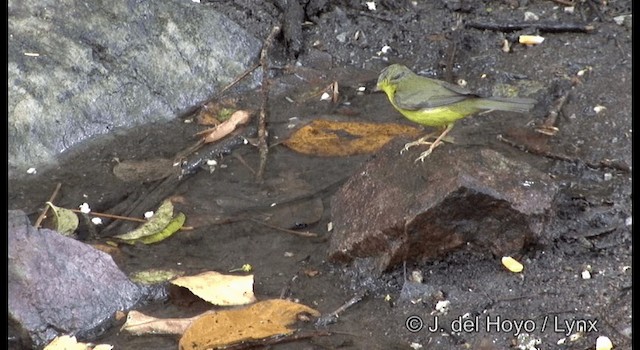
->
[[283, 119, 422, 156], [171, 271, 256, 306], [45, 202, 79, 237], [121, 310, 197, 336], [179, 299, 320, 350], [44, 335, 113, 350], [129, 268, 185, 285]]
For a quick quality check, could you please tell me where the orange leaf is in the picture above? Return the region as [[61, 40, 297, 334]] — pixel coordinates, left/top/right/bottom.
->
[[283, 119, 422, 156], [178, 299, 320, 350]]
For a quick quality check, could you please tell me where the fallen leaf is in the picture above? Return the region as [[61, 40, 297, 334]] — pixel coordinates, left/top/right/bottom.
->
[[112, 158, 176, 183], [196, 98, 239, 126], [136, 212, 185, 244], [44, 335, 113, 350], [283, 119, 422, 156], [171, 271, 256, 306], [121, 310, 198, 336], [114, 199, 185, 245], [45, 202, 79, 237], [197, 110, 252, 144], [179, 299, 320, 350], [129, 268, 185, 285]]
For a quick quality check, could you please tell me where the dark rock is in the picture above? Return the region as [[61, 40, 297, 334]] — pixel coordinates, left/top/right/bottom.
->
[[327, 140, 558, 274], [8, 210, 145, 348], [8, 0, 261, 177]]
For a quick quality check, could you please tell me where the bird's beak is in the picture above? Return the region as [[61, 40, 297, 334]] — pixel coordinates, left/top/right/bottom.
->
[[373, 84, 381, 92]]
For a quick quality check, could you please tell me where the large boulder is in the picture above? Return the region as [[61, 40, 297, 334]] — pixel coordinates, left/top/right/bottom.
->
[[8, 0, 261, 177]]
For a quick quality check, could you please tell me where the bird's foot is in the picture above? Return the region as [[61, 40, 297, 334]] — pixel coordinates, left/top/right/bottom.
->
[[400, 133, 437, 154], [413, 142, 444, 163], [400, 140, 434, 154]]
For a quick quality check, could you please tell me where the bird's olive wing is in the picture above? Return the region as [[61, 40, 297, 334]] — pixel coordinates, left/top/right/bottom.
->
[[393, 76, 476, 110]]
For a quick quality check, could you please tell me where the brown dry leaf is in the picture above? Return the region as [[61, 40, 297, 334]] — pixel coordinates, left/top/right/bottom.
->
[[171, 271, 256, 306], [112, 158, 176, 183], [196, 98, 239, 126], [198, 110, 252, 144], [178, 299, 320, 350], [283, 119, 422, 156], [121, 310, 198, 336], [44, 335, 113, 350]]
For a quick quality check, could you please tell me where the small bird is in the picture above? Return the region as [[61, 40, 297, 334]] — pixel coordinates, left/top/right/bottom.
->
[[376, 64, 536, 162]]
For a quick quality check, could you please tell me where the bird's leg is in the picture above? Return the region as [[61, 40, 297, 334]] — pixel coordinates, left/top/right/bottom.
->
[[414, 124, 454, 163], [400, 132, 437, 154]]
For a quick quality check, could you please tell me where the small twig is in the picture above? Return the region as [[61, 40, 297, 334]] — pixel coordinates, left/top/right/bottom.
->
[[34, 183, 62, 228], [249, 218, 318, 238], [497, 134, 631, 172], [67, 209, 194, 230], [279, 274, 299, 299], [68, 208, 147, 223], [232, 152, 257, 175], [586, 0, 608, 22], [535, 89, 570, 136], [256, 25, 281, 182], [222, 331, 331, 350], [466, 21, 595, 33], [549, 0, 575, 6], [218, 63, 261, 98], [316, 290, 368, 326]]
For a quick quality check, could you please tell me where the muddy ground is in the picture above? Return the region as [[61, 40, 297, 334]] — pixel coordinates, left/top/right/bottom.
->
[[8, 1, 632, 349]]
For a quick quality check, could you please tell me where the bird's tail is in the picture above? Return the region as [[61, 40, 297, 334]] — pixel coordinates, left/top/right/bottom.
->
[[475, 96, 537, 114]]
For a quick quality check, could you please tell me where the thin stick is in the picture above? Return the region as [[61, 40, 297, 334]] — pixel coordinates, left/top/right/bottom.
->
[[548, 0, 575, 6], [67, 209, 194, 230], [69, 208, 147, 223], [497, 134, 630, 172], [535, 88, 570, 136], [222, 330, 331, 350], [249, 218, 318, 237], [466, 21, 595, 33], [217, 63, 260, 98], [256, 26, 281, 182], [316, 290, 368, 326], [34, 182, 62, 228]]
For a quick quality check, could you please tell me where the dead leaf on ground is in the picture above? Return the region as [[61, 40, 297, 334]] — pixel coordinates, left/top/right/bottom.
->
[[129, 268, 185, 285], [178, 299, 320, 350], [171, 271, 256, 306], [44, 202, 79, 237], [44, 335, 113, 350], [112, 158, 176, 183], [196, 98, 239, 126], [121, 310, 198, 336], [113, 199, 185, 245], [196, 110, 252, 144], [283, 119, 422, 156]]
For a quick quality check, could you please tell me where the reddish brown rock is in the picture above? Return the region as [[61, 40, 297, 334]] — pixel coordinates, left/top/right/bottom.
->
[[328, 140, 558, 274]]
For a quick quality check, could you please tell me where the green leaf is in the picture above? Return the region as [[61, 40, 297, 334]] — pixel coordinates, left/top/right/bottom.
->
[[45, 202, 79, 237], [114, 199, 174, 241], [137, 212, 185, 245]]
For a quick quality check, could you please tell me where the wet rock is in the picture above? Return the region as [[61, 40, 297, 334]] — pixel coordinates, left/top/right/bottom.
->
[[8, 210, 145, 348], [328, 139, 558, 274], [8, 0, 261, 177]]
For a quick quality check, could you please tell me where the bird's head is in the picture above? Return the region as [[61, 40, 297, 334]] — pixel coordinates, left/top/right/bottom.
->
[[375, 64, 413, 94]]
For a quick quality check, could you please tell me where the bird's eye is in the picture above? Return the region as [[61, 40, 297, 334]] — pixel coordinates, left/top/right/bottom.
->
[[389, 71, 406, 82]]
